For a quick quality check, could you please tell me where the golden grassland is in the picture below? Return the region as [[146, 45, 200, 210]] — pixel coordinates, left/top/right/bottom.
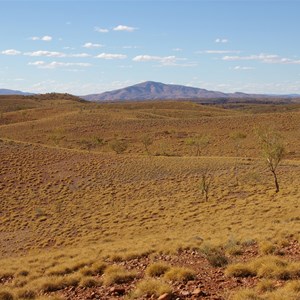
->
[[0, 95, 299, 299]]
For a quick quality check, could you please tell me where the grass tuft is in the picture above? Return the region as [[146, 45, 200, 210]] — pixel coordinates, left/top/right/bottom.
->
[[229, 288, 262, 300], [225, 263, 256, 278], [145, 262, 170, 277], [164, 266, 196, 282], [130, 278, 171, 298], [103, 265, 138, 285], [79, 276, 102, 288]]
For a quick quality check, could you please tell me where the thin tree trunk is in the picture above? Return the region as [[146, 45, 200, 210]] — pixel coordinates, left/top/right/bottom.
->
[[196, 145, 200, 156], [272, 170, 279, 193]]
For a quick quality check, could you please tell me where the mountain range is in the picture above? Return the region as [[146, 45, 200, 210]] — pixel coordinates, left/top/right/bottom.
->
[[82, 81, 300, 103], [1, 82, 300, 103]]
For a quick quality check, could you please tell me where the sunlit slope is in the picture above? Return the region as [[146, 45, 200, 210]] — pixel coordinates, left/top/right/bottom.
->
[[1, 140, 299, 258], [0, 100, 299, 159]]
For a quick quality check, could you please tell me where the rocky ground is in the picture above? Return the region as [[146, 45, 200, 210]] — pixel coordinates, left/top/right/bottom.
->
[[50, 240, 300, 300]]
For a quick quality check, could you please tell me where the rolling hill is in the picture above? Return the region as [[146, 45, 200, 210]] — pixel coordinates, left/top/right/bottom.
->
[[0, 95, 300, 299]]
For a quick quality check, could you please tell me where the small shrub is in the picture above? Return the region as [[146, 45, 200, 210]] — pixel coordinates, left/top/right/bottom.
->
[[16, 288, 36, 299], [47, 260, 90, 276], [226, 245, 243, 256], [81, 262, 107, 276], [259, 242, 277, 255], [109, 254, 123, 262], [200, 244, 228, 267], [285, 280, 300, 293], [103, 265, 137, 285], [207, 251, 229, 267], [131, 278, 171, 298], [79, 276, 102, 288], [17, 270, 30, 277], [164, 267, 196, 282], [230, 288, 262, 300], [146, 262, 170, 277], [251, 256, 289, 279], [225, 263, 256, 278], [110, 139, 128, 154], [0, 291, 14, 300], [31, 275, 80, 292], [257, 279, 276, 292]]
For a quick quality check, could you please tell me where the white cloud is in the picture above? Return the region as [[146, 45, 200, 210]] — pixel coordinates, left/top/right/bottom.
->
[[113, 25, 137, 32], [132, 55, 196, 67], [222, 53, 300, 64], [41, 35, 52, 41], [215, 38, 228, 43], [28, 61, 91, 69], [28, 61, 45, 66], [133, 55, 177, 63], [24, 50, 66, 57], [94, 27, 109, 33], [172, 48, 183, 52], [233, 66, 255, 70], [223, 53, 277, 61], [122, 45, 139, 49], [24, 51, 90, 58], [83, 42, 104, 48], [1, 49, 21, 55], [95, 53, 127, 60], [30, 35, 53, 41], [70, 53, 91, 57], [200, 50, 241, 54]]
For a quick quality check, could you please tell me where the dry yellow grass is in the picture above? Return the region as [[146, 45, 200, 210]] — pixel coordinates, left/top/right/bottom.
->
[[0, 97, 300, 298], [130, 278, 171, 298]]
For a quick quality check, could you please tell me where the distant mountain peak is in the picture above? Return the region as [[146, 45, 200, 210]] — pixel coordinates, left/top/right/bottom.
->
[[82, 81, 228, 101]]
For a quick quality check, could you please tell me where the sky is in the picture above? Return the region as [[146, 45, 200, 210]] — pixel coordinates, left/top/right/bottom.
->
[[1, 0, 300, 95]]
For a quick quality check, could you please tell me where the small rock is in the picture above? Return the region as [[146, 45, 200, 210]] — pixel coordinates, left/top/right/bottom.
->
[[180, 290, 190, 296], [192, 288, 209, 297], [109, 287, 126, 295], [158, 292, 173, 300]]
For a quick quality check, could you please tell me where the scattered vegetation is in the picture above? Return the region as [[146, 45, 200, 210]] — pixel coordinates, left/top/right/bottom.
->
[[0, 97, 299, 299]]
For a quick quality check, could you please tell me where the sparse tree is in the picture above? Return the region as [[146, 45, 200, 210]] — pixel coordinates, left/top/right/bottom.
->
[[230, 131, 247, 185], [186, 135, 210, 156], [110, 139, 128, 154], [141, 134, 154, 155], [200, 167, 213, 201], [258, 129, 285, 193]]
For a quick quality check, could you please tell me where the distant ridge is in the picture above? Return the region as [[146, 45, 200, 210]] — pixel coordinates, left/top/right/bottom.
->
[[0, 88, 34, 96], [82, 81, 300, 102]]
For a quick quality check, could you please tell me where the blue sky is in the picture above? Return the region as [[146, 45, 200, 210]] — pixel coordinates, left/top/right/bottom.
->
[[1, 0, 300, 95]]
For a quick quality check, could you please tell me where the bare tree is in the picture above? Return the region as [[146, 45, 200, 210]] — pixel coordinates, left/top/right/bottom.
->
[[186, 135, 210, 156], [141, 134, 153, 155], [258, 129, 285, 193], [110, 139, 128, 154], [200, 167, 213, 201]]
